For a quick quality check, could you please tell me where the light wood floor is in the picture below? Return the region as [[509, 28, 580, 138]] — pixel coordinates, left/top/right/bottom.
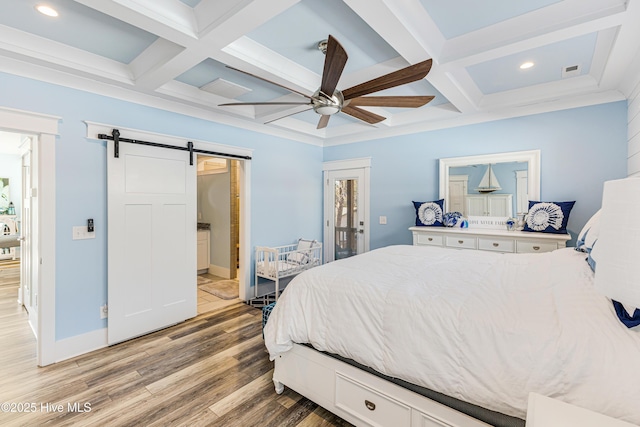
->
[[197, 272, 241, 314], [0, 262, 352, 426]]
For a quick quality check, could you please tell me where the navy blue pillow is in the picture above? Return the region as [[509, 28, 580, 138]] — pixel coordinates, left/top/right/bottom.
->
[[523, 200, 575, 234], [413, 199, 444, 227]]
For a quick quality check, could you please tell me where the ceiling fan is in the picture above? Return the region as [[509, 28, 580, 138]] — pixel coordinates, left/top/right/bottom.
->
[[218, 35, 434, 129]]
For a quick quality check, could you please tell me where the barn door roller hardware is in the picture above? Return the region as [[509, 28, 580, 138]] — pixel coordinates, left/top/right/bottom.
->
[[98, 129, 252, 164]]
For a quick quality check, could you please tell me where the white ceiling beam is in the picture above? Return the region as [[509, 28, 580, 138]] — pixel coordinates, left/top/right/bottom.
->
[[75, 0, 198, 45], [344, 0, 433, 63], [441, 0, 626, 63], [133, 0, 301, 92], [0, 25, 132, 84], [599, 0, 640, 91]]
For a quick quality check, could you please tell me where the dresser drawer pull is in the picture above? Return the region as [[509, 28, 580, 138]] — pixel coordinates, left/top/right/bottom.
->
[[364, 400, 376, 411], [458, 240, 464, 244], [533, 246, 540, 251], [492, 243, 499, 247], [428, 237, 433, 241]]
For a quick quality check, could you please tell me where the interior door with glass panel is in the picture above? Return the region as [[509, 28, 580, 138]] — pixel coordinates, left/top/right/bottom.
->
[[325, 168, 366, 262]]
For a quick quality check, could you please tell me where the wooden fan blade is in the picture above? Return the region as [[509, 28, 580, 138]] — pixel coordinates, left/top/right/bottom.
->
[[218, 102, 311, 106], [264, 107, 313, 124], [320, 35, 348, 96], [226, 66, 312, 99], [342, 59, 433, 100], [341, 105, 386, 124], [317, 115, 330, 129], [347, 95, 434, 108]]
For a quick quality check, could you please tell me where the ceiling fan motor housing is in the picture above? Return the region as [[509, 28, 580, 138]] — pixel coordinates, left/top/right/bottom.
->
[[312, 89, 343, 115]]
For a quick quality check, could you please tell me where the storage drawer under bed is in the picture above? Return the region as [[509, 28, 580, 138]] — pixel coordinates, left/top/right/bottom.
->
[[335, 373, 412, 427]]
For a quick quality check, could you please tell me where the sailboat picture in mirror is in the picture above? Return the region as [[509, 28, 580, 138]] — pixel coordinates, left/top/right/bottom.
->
[[439, 151, 541, 229], [476, 164, 502, 193]]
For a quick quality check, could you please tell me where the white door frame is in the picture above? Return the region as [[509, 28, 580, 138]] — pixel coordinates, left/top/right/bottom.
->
[[85, 122, 253, 302], [322, 158, 371, 262], [0, 106, 58, 366], [19, 136, 36, 334]]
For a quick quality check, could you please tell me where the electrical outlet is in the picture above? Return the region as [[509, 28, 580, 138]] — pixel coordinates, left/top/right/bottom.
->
[[379, 216, 387, 225], [73, 226, 95, 240], [100, 304, 108, 319]]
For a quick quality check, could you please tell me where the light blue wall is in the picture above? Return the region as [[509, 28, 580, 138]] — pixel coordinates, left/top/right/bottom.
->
[[324, 102, 628, 250], [0, 72, 323, 341], [0, 70, 628, 343]]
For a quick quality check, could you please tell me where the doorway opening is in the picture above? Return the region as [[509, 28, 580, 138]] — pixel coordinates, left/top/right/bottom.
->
[[0, 130, 35, 352], [323, 158, 371, 263], [196, 155, 242, 313]]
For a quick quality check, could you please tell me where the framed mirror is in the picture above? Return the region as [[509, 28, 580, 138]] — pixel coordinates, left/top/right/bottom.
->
[[439, 150, 540, 226]]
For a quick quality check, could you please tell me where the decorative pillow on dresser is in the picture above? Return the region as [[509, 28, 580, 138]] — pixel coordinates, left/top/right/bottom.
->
[[413, 199, 444, 227], [523, 200, 575, 234]]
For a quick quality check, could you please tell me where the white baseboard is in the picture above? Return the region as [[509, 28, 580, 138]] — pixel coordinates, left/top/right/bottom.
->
[[55, 328, 108, 363], [208, 264, 230, 279]]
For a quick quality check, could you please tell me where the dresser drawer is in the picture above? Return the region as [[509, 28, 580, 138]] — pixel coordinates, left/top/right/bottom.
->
[[516, 240, 557, 254], [478, 237, 515, 253], [414, 233, 443, 246], [445, 236, 477, 250], [335, 373, 411, 427]]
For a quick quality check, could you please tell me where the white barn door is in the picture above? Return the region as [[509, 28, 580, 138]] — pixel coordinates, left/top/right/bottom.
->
[[107, 141, 197, 345]]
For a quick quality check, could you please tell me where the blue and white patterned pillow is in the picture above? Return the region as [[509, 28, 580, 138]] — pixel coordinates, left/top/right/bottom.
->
[[523, 200, 575, 234], [413, 199, 444, 227]]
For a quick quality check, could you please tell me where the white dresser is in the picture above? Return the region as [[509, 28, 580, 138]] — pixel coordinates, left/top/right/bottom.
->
[[410, 226, 570, 254]]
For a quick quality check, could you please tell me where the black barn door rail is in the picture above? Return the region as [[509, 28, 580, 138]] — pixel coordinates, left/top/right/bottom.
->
[[98, 128, 252, 165]]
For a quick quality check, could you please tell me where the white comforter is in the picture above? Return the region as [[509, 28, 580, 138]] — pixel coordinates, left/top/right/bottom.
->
[[263, 245, 640, 424]]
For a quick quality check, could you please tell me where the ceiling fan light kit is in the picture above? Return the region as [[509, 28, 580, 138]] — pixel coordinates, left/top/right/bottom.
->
[[220, 35, 434, 130]]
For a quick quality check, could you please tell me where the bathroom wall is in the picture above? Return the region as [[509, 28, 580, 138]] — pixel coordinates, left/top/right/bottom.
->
[[197, 169, 231, 277]]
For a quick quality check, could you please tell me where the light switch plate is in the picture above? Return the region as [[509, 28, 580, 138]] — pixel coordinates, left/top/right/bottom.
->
[[379, 216, 387, 225], [73, 226, 95, 240]]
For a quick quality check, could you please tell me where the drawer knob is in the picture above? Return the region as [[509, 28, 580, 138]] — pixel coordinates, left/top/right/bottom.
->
[[533, 246, 540, 251], [428, 237, 433, 241], [364, 400, 376, 411], [492, 243, 499, 247], [458, 240, 464, 244]]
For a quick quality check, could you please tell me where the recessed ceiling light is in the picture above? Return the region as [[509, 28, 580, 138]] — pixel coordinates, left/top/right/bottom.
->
[[36, 5, 59, 17], [520, 61, 534, 70]]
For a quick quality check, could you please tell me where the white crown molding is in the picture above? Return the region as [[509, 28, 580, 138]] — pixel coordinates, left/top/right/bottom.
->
[[0, 56, 324, 146]]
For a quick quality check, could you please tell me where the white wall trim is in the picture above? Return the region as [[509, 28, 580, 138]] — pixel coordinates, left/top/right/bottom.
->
[[0, 106, 58, 367], [322, 157, 371, 171], [239, 159, 251, 301], [55, 328, 107, 363], [208, 264, 231, 279]]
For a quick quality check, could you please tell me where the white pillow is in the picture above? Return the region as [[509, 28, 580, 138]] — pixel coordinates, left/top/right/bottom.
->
[[287, 238, 317, 264], [575, 209, 600, 253]]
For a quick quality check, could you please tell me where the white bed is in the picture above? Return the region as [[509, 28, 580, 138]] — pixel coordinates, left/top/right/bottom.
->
[[263, 244, 640, 426]]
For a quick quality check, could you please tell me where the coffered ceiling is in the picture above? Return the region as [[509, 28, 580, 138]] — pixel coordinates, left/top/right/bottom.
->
[[0, 0, 638, 145]]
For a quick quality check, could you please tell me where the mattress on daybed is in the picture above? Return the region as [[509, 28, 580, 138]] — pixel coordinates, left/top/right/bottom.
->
[[263, 245, 640, 425]]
